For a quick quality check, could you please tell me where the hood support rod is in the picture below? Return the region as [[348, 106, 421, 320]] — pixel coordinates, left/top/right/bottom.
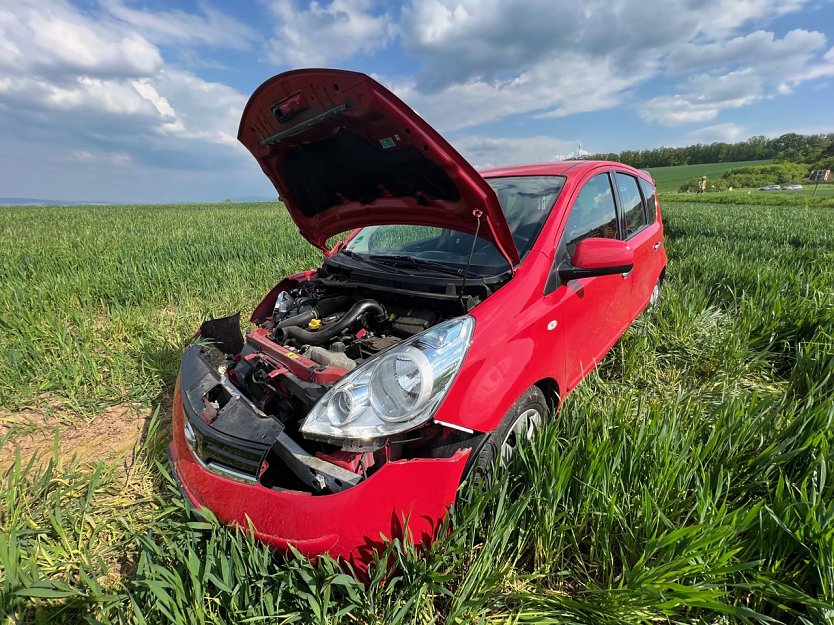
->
[[458, 209, 483, 313]]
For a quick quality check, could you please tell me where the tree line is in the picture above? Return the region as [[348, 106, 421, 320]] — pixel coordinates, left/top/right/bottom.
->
[[677, 162, 810, 192], [586, 133, 834, 170]]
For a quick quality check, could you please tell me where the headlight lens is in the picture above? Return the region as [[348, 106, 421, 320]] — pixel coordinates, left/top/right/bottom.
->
[[369, 347, 433, 421], [326, 384, 368, 426], [300, 316, 474, 447]]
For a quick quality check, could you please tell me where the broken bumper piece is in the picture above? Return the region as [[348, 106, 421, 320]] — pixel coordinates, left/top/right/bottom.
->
[[170, 355, 469, 562]]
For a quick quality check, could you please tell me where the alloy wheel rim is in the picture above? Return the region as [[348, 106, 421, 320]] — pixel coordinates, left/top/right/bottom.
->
[[500, 407, 542, 465], [649, 282, 660, 307]]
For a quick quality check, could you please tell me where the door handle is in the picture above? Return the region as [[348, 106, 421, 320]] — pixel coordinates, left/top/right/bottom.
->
[[622, 268, 633, 279], [652, 242, 661, 251]]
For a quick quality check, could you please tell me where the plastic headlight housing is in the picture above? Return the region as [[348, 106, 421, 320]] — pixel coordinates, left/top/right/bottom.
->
[[300, 315, 474, 447]]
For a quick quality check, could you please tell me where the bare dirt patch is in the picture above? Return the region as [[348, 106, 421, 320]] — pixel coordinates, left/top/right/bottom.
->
[[0, 403, 152, 470]]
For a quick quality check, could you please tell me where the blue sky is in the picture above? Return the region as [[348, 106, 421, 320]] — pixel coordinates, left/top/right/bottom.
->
[[1, 0, 833, 202]]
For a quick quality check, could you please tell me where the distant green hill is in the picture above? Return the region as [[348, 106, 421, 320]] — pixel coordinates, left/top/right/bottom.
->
[[646, 160, 773, 193]]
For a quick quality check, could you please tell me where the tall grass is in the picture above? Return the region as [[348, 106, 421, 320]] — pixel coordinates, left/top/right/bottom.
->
[[1, 199, 833, 623], [0, 203, 320, 414]]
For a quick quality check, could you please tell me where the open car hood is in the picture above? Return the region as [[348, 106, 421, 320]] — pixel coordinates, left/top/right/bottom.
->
[[238, 69, 520, 266]]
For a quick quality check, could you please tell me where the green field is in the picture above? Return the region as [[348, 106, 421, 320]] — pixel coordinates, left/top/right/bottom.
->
[[647, 160, 773, 192], [2, 198, 834, 623]]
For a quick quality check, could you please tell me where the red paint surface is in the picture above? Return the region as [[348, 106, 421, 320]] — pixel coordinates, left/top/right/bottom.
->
[[176, 72, 668, 560], [247, 327, 348, 384], [429, 161, 666, 433], [570, 238, 634, 270], [238, 69, 520, 266], [170, 381, 470, 563]]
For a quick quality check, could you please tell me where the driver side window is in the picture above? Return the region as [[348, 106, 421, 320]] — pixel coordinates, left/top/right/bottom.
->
[[563, 173, 618, 255]]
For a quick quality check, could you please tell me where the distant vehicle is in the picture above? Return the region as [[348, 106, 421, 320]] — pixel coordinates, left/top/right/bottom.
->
[[783, 184, 803, 190], [759, 185, 781, 191]]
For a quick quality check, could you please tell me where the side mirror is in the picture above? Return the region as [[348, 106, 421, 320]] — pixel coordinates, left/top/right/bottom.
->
[[558, 238, 634, 280]]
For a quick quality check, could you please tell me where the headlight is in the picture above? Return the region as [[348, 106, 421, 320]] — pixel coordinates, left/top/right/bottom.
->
[[300, 316, 474, 447]]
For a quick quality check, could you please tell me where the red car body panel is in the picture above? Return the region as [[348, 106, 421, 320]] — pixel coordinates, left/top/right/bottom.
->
[[426, 162, 667, 433], [244, 162, 666, 437], [571, 238, 635, 270], [170, 381, 470, 563], [238, 69, 520, 266], [170, 70, 667, 563]]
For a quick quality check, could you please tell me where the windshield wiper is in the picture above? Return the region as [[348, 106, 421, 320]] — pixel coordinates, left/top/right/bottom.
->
[[336, 250, 416, 275], [368, 254, 482, 278]]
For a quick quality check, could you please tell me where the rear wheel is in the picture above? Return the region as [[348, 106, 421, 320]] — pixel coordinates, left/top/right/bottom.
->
[[471, 386, 547, 478], [648, 270, 665, 310], [649, 280, 661, 308]]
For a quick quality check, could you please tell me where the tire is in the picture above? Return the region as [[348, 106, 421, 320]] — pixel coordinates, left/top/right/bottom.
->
[[470, 385, 548, 479]]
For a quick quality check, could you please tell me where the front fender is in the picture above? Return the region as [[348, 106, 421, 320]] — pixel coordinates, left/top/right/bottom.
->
[[433, 250, 563, 433]]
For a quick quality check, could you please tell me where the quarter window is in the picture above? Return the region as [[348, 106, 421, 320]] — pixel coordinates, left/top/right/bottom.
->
[[563, 173, 618, 255], [639, 178, 657, 224], [615, 172, 646, 237]]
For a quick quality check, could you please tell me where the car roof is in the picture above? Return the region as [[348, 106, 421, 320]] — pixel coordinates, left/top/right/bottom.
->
[[479, 160, 652, 182]]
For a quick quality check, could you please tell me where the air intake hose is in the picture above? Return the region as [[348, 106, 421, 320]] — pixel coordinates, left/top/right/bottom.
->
[[277, 299, 386, 346], [276, 296, 353, 329]]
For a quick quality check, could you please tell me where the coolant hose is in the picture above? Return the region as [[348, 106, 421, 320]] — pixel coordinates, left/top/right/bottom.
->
[[276, 296, 353, 329], [277, 299, 386, 346]]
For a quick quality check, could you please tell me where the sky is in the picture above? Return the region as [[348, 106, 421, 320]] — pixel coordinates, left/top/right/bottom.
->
[[1, 0, 833, 203]]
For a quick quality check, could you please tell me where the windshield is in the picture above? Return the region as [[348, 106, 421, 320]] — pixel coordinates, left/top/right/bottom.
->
[[342, 175, 566, 275]]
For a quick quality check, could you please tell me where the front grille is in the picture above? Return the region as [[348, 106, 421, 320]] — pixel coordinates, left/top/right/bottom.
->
[[183, 415, 267, 477], [179, 345, 284, 480]]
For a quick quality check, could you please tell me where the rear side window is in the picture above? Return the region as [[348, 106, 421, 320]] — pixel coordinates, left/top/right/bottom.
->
[[563, 173, 618, 255], [615, 172, 646, 237], [639, 178, 657, 224]]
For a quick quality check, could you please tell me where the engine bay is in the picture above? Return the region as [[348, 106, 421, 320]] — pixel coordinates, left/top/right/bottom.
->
[[186, 273, 480, 494], [229, 277, 451, 423]]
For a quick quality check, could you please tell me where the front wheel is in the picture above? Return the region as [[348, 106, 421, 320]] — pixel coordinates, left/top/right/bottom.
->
[[471, 386, 547, 478]]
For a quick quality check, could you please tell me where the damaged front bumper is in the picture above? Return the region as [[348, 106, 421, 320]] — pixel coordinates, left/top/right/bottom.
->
[[169, 346, 470, 562]]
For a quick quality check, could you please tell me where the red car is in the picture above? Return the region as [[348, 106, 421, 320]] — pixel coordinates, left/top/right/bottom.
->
[[169, 69, 666, 564]]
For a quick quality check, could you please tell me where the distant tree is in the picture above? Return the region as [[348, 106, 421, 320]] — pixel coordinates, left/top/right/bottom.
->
[[588, 133, 834, 169]]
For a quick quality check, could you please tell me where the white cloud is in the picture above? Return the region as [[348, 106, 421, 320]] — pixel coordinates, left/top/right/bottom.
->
[[451, 134, 585, 169], [65, 149, 132, 164], [667, 29, 826, 74], [384, 52, 651, 133], [685, 123, 747, 143], [0, 0, 250, 167], [646, 28, 831, 124], [148, 69, 246, 145], [100, 0, 258, 50], [399, 0, 811, 90], [792, 45, 834, 80], [387, 0, 830, 132], [264, 0, 395, 66], [0, 0, 161, 77]]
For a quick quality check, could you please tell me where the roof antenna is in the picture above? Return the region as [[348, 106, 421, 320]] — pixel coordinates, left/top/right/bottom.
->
[[459, 209, 482, 313]]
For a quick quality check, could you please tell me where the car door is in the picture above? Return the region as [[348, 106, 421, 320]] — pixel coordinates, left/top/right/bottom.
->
[[612, 171, 664, 314], [543, 170, 633, 392]]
